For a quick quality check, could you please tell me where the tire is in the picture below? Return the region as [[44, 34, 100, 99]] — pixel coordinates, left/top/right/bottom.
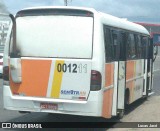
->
[[125, 89, 129, 105], [118, 109, 124, 119], [117, 89, 129, 119], [19, 111, 30, 114]]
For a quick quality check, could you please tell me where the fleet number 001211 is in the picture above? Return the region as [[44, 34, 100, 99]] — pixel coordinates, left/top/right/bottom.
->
[[57, 63, 88, 73]]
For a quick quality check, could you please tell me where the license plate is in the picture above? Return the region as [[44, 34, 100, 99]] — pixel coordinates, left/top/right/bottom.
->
[[40, 103, 58, 110]]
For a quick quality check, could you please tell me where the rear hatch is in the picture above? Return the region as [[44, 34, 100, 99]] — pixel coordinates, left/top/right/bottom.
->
[[10, 9, 93, 101]]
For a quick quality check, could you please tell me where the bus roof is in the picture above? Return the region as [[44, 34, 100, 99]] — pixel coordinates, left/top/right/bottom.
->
[[99, 12, 149, 35], [19, 6, 96, 13], [17, 6, 149, 36]]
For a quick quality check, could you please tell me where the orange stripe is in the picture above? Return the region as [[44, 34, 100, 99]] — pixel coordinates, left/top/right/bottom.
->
[[126, 61, 135, 80], [126, 60, 136, 103], [126, 81, 135, 104], [10, 59, 52, 97], [102, 63, 114, 118], [102, 88, 114, 118], [105, 63, 114, 87]]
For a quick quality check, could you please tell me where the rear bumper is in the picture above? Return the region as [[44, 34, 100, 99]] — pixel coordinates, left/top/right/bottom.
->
[[3, 86, 103, 117]]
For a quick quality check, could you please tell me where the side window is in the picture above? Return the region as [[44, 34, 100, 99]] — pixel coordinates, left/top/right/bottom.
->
[[127, 33, 136, 59], [104, 27, 114, 62], [111, 30, 120, 61], [141, 36, 149, 59], [135, 34, 142, 59], [119, 31, 126, 60]]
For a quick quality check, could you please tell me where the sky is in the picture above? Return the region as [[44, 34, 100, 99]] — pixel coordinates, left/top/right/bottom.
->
[[0, 0, 160, 23]]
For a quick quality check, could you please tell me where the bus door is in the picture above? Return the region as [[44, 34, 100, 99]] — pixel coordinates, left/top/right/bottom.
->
[[147, 36, 154, 95], [111, 31, 126, 116], [142, 36, 150, 96], [117, 32, 126, 114], [147, 35, 159, 95]]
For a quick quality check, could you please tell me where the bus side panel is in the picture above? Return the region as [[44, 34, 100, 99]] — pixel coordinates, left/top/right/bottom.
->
[[126, 60, 135, 103], [10, 59, 52, 97], [126, 60, 144, 104], [126, 81, 135, 103], [102, 63, 114, 118], [134, 60, 143, 100]]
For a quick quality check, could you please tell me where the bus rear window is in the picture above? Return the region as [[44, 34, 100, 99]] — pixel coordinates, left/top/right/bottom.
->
[[16, 9, 94, 17], [16, 15, 93, 59]]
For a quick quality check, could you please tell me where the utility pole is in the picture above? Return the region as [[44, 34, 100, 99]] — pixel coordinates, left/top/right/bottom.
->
[[64, 0, 67, 6], [64, 0, 72, 6]]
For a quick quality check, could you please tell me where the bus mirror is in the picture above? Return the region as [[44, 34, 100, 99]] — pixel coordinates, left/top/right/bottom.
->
[[153, 46, 158, 62], [154, 46, 158, 56], [9, 14, 17, 57]]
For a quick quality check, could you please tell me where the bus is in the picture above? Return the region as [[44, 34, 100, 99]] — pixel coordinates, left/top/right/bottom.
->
[[3, 6, 154, 119]]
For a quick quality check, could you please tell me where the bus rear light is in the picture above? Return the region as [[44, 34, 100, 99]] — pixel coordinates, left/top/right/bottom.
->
[[90, 70, 102, 91], [3, 66, 9, 81], [78, 97, 86, 100], [13, 92, 19, 95]]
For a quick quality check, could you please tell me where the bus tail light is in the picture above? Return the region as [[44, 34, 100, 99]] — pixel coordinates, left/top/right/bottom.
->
[[90, 70, 102, 91], [3, 66, 9, 81]]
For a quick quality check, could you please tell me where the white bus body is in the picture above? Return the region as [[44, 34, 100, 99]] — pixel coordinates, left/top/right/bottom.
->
[[3, 6, 153, 118]]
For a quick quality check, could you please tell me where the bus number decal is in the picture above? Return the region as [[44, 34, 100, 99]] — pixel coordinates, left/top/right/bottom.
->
[[72, 64, 77, 73], [57, 63, 62, 72], [57, 63, 87, 73]]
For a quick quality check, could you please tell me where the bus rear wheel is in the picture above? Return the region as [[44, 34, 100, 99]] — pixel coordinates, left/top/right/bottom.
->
[[117, 109, 124, 119], [117, 89, 129, 119]]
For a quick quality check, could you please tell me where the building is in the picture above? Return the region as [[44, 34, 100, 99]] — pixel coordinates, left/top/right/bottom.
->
[[135, 22, 160, 46], [0, 20, 10, 53]]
